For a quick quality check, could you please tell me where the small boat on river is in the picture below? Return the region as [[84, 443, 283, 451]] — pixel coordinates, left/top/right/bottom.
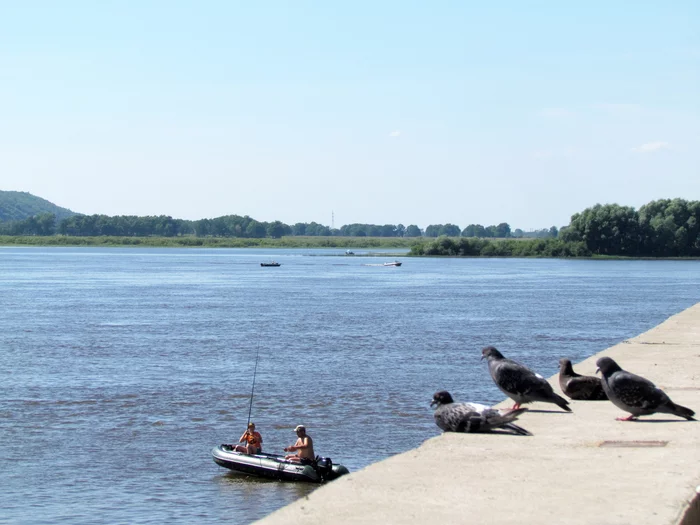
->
[[212, 444, 350, 483], [383, 261, 402, 267], [260, 261, 281, 267]]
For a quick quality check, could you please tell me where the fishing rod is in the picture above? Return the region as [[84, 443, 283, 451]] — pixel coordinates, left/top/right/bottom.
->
[[246, 337, 262, 428]]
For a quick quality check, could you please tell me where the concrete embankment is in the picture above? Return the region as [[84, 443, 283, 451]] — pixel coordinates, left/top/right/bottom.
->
[[257, 303, 700, 525]]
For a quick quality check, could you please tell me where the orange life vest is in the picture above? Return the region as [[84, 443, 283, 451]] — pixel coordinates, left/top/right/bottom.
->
[[245, 431, 262, 448]]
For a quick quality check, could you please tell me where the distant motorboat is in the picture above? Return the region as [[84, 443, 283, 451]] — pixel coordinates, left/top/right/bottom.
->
[[383, 261, 402, 267], [260, 261, 281, 267], [345, 250, 355, 255]]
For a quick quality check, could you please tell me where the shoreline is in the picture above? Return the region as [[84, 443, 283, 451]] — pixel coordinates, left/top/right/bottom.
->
[[256, 303, 700, 525], [1, 239, 699, 260]]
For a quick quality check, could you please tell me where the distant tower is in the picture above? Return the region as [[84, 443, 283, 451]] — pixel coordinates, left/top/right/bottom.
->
[[332, 211, 335, 229]]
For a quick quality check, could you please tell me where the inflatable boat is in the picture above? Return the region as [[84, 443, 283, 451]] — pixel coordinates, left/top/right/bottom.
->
[[212, 444, 350, 483]]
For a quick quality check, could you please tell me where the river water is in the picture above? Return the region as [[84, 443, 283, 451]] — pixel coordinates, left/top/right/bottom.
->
[[1, 247, 699, 524]]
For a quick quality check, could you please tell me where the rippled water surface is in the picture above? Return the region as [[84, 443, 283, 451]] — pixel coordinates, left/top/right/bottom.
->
[[1, 247, 699, 524]]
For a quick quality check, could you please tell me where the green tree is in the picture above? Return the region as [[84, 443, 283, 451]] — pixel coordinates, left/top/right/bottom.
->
[[246, 220, 266, 238], [405, 225, 422, 237], [194, 219, 211, 237], [563, 204, 641, 255], [35, 213, 56, 235], [305, 222, 331, 236], [266, 221, 288, 238], [440, 224, 461, 237], [368, 225, 382, 236], [493, 223, 511, 238], [379, 224, 397, 237], [638, 198, 700, 256], [424, 225, 441, 237], [462, 224, 476, 237], [291, 223, 306, 236]]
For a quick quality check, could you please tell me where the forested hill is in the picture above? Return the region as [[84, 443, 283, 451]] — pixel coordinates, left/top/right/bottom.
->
[[0, 191, 78, 222]]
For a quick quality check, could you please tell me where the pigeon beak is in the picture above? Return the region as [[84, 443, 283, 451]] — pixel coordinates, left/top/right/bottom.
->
[[595, 367, 600, 375], [430, 400, 437, 407]]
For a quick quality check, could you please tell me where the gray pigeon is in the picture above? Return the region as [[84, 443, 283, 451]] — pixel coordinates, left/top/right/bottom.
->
[[481, 346, 571, 412], [596, 356, 695, 421], [431, 391, 532, 436], [558, 358, 608, 400]]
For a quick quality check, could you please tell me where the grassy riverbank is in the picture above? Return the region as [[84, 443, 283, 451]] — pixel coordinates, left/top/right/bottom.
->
[[0, 235, 419, 250], [3, 235, 696, 259]]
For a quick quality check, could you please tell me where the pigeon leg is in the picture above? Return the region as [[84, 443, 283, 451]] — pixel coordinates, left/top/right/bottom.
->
[[615, 414, 638, 421], [512, 403, 521, 410]]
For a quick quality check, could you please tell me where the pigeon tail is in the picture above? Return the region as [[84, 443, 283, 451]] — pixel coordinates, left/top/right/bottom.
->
[[551, 393, 572, 412], [492, 407, 531, 435], [663, 401, 695, 421], [504, 422, 532, 436]]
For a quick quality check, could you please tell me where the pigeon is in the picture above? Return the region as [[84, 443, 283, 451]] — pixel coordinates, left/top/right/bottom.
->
[[596, 356, 695, 421], [481, 346, 571, 412], [431, 391, 532, 436], [558, 358, 608, 400]]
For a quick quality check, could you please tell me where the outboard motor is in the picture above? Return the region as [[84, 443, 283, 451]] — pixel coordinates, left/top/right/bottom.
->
[[315, 456, 334, 481]]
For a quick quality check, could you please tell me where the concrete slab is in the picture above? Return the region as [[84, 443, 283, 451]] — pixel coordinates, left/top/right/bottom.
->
[[256, 303, 700, 525]]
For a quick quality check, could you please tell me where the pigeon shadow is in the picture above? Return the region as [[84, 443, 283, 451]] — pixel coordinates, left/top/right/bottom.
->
[[625, 418, 696, 423]]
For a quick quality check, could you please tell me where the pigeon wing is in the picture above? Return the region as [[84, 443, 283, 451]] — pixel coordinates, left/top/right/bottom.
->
[[493, 359, 545, 396], [564, 375, 607, 400], [435, 403, 487, 433], [511, 364, 553, 398], [609, 371, 667, 410]]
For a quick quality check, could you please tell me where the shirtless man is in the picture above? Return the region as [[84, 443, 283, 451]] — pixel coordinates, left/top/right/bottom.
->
[[284, 425, 315, 463]]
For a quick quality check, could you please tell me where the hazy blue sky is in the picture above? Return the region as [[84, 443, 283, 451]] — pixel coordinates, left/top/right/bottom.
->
[[1, 1, 698, 230]]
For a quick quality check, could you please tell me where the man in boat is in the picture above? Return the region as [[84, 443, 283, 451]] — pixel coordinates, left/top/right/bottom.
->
[[234, 422, 263, 454], [284, 425, 315, 463]]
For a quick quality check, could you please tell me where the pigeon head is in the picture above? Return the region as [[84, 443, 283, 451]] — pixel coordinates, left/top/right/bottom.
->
[[559, 358, 574, 374], [596, 357, 622, 377], [481, 346, 504, 361], [431, 391, 454, 407]]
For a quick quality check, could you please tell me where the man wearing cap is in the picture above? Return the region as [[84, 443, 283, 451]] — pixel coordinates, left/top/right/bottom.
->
[[284, 425, 315, 463]]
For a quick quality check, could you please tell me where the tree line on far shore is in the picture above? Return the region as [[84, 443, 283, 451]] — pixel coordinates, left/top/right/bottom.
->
[[1, 198, 698, 257], [413, 198, 699, 257], [0, 212, 556, 240]]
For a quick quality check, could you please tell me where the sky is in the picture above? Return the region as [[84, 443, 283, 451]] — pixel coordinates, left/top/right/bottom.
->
[[1, 1, 698, 231]]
